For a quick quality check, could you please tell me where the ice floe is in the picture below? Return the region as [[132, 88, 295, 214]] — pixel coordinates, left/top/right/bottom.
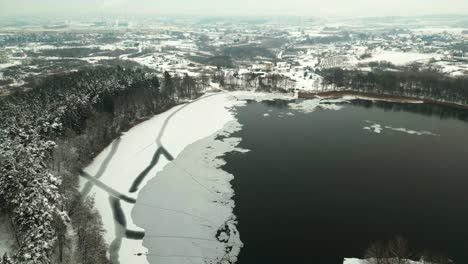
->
[[344, 258, 425, 264], [288, 98, 347, 113], [363, 121, 438, 136]]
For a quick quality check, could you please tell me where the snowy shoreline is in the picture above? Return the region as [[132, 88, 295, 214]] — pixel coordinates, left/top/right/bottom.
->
[[133, 120, 247, 264], [299, 90, 468, 110], [79, 91, 281, 264]]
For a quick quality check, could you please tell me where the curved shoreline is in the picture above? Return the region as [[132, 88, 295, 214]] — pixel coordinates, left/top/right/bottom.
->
[[298, 90, 468, 110]]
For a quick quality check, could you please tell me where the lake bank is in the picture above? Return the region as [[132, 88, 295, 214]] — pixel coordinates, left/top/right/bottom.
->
[[299, 90, 468, 110]]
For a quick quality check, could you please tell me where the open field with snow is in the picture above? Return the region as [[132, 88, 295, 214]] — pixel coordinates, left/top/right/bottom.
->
[[360, 51, 440, 66]]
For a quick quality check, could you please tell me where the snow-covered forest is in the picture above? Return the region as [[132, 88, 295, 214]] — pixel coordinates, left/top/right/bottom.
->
[[318, 65, 468, 105], [0, 66, 203, 263]]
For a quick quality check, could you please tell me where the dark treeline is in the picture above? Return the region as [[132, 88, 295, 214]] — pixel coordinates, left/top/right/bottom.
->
[[28, 48, 102, 58], [300, 35, 352, 45], [222, 44, 276, 60], [350, 99, 468, 123], [0, 66, 196, 263], [319, 66, 468, 105], [189, 55, 235, 68], [0, 33, 83, 47], [213, 70, 294, 93]]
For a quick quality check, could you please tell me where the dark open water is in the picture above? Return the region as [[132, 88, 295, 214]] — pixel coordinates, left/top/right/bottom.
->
[[223, 99, 468, 264]]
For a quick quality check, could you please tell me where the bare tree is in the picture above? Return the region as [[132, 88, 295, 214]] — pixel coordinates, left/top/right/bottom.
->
[[388, 235, 411, 264], [53, 213, 69, 263], [200, 74, 210, 90], [365, 240, 389, 264], [0, 52, 8, 64]]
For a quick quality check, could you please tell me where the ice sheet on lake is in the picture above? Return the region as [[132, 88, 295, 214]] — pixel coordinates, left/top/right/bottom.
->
[[344, 258, 425, 264], [228, 91, 296, 102], [341, 95, 424, 104], [80, 92, 244, 264], [288, 98, 347, 113], [133, 120, 248, 264], [363, 121, 438, 136]]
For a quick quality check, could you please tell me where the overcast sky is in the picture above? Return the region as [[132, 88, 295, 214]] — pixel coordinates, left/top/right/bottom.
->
[[1, 0, 468, 17]]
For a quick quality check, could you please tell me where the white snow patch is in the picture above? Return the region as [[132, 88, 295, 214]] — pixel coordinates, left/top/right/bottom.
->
[[360, 51, 439, 66], [411, 27, 468, 35], [0, 212, 15, 257], [0, 61, 21, 70], [363, 121, 383, 134]]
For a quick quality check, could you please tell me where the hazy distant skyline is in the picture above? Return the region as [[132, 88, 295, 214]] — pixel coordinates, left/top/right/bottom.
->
[[1, 0, 468, 17]]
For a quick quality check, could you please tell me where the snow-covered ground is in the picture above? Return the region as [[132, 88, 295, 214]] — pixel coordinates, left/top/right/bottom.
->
[[360, 51, 440, 66], [79, 56, 115, 64], [0, 61, 21, 70], [411, 27, 468, 35], [0, 212, 15, 257], [433, 60, 468, 77]]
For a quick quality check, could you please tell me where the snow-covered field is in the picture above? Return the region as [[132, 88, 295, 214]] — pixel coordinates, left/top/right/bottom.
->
[[411, 27, 468, 35], [360, 51, 440, 66], [433, 60, 468, 77], [0, 61, 21, 70]]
